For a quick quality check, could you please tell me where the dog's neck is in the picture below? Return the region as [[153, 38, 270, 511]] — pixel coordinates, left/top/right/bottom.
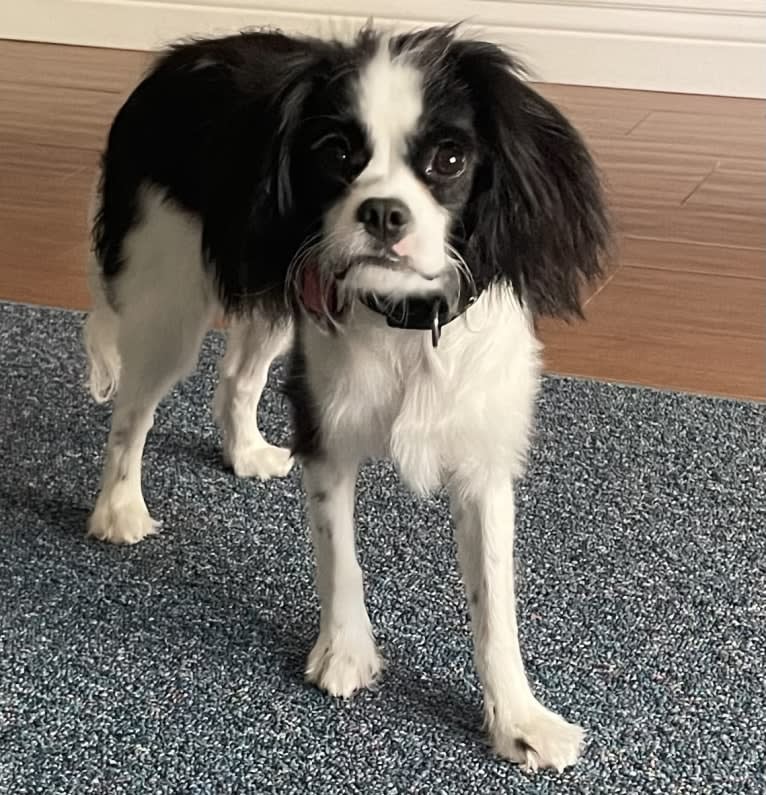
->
[[360, 289, 479, 348]]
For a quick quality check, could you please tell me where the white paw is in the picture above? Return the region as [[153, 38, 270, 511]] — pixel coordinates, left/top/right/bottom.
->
[[87, 493, 160, 545], [225, 444, 294, 480], [305, 629, 384, 698], [490, 703, 584, 773]]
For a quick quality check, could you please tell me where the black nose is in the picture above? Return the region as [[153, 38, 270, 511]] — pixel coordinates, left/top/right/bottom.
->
[[356, 198, 412, 244]]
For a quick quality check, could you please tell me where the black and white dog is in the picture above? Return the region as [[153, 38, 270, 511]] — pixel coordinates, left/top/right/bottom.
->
[[84, 25, 610, 772]]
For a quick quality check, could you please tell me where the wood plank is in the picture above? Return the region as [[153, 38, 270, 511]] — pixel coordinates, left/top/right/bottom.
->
[[716, 157, 766, 175], [0, 143, 95, 309], [0, 40, 763, 401], [0, 39, 148, 94], [602, 170, 704, 208], [588, 137, 716, 205], [539, 266, 766, 401], [0, 237, 90, 310], [0, 81, 119, 151], [535, 83, 766, 118], [589, 137, 716, 176], [537, 100, 650, 138], [617, 238, 764, 281], [685, 169, 765, 217], [613, 204, 766, 251], [627, 110, 766, 159], [0, 143, 97, 211]]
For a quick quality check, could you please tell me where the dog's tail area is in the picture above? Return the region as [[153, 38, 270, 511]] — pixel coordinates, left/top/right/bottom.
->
[[83, 260, 121, 404], [83, 177, 121, 404]]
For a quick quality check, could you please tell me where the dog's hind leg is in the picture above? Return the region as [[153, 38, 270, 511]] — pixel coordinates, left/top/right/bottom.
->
[[86, 188, 216, 544], [213, 314, 294, 480]]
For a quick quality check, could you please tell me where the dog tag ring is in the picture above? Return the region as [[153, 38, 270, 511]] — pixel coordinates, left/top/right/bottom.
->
[[430, 301, 442, 348]]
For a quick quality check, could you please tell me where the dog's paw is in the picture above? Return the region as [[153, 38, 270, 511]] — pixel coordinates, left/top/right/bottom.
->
[[226, 444, 294, 480], [87, 494, 160, 545], [490, 703, 584, 773], [305, 629, 384, 698]]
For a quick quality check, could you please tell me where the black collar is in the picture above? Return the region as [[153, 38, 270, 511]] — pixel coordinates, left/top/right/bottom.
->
[[361, 290, 479, 348]]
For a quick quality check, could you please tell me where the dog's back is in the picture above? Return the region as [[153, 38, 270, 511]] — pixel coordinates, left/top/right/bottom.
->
[[82, 26, 609, 772], [84, 31, 309, 403]]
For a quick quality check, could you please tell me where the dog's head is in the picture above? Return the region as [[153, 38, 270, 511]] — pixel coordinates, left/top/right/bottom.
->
[[242, 26, 611, 322]]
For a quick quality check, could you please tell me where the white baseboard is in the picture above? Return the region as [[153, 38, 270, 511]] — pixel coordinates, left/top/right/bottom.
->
[[1, 0, 764, 97]]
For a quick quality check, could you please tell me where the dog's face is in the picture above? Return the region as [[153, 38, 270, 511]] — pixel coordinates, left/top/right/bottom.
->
[[266, 27, 610, 320], [306, 46, 477, 303]]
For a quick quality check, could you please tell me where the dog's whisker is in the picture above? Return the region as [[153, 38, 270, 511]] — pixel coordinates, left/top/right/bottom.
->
[[87, 23, 609, 775], [445, 243, 478, 307]]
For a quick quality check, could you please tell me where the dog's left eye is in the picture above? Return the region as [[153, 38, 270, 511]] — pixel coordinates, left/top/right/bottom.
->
[[311, 134, 351, 174], [427, 142, 467, 180]]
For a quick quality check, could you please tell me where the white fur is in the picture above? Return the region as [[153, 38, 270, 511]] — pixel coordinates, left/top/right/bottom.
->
[[213, 316, 294, 480], [299, 294, 582, 770], [83, 274, 121, 404], [303, 293, 538, 492], [84, 40, 583, 771], [297, 41, 583, 771], [83, 188, 121, 404], [450, 472, 583, 772], [303, 457, 384, 697], [86, 186, 291, 544], [339, 264, 448, 302], [321, 43, 450, 286]]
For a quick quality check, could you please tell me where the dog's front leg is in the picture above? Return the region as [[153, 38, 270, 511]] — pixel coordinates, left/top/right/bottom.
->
[[450, 477, 583, 772], [303, 456, 383, 698]]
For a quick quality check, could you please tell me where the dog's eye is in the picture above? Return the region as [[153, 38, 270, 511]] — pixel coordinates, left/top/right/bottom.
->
[[427, 142, 466, 179], [311, 133, 351, 173]]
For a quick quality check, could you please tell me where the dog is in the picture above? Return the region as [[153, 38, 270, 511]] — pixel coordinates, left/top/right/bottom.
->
[[83, 24, 610, 772]]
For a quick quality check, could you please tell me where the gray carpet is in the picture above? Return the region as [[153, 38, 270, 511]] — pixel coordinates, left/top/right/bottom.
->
[[0, 300, 764, 794]]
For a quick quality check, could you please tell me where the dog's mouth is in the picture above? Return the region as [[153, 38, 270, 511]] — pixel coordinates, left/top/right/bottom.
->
[[297, 253, 449, 332], [336, 253, 420, 279], [298, 255, 422, 320], [298, 260, 342, 322]]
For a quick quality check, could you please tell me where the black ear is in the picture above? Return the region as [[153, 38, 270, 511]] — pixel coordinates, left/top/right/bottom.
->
[[271, 66, 318, 217], [452, 40, 612, 317], [200, 45, 321, 313]]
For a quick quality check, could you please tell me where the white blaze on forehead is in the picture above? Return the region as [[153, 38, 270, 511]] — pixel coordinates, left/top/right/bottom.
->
[[356, 42, 422, 178], [323, 39, 448, 284]]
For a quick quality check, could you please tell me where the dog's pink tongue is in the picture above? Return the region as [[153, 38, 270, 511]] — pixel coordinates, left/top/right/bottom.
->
[[391, 234, 415, 258], [301, 263, 337, 316]]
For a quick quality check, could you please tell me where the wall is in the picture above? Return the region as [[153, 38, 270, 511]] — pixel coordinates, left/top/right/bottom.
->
[[2, 0, 764, 96]]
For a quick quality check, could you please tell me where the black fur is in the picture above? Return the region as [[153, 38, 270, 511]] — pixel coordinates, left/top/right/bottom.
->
[[389, 26, 611, 315], [283, 324, 323, 459], [94, 29, 379, 316], [448, 39, 612, 316], [93, 25, 611, 460], [95, 25, 609, 320]]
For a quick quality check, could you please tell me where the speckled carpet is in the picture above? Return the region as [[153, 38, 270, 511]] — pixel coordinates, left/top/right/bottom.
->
[[0, 300, 764, 794]]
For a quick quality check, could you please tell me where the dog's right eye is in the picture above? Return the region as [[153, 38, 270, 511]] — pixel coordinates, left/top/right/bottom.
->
[[311, 134, 351, 174]]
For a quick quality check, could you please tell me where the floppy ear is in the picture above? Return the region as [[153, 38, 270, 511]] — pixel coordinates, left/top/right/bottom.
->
[[452, 40, 612, 317], [200, 46, 320, 313]]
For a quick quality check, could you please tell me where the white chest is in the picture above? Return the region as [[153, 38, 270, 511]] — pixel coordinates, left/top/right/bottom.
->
[[301, 292, 541, 494]]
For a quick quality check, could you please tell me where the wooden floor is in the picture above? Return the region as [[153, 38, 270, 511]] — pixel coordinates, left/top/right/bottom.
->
[[0, 40, 763, 400]]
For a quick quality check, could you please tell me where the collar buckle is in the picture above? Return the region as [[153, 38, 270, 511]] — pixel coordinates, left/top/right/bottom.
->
[[430, 300, 442, 348]]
